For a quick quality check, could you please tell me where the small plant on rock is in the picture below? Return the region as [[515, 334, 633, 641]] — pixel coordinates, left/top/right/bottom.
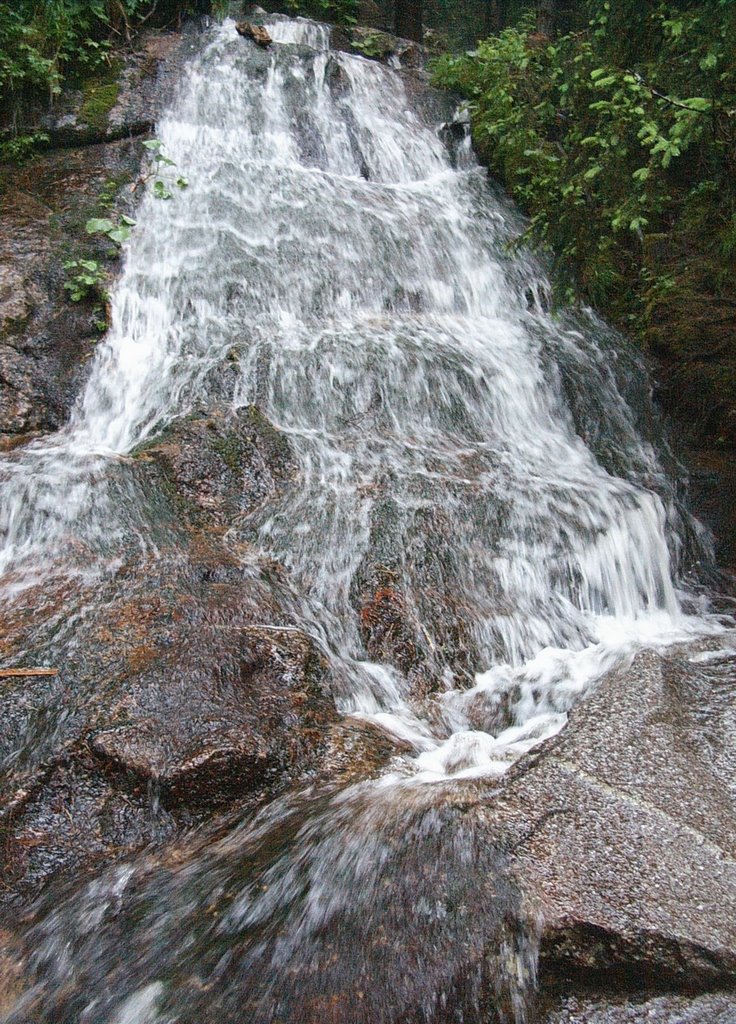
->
[[136, 138, 188, 199], [85, 213, 137, 244], [62, 258, 108, 302]]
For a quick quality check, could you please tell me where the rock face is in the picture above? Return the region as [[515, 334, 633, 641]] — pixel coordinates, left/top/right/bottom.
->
[[0, 30, 192, 448], [0, 405, 340, 904], [547, 992, 736, 1023], [0, 142, 136, 445], [498, 638, 736, 1016], [133, 404, 297, 527], [235, 21, 273, 47], [89, 621, 333, 811], [329, 23, 425, 68]]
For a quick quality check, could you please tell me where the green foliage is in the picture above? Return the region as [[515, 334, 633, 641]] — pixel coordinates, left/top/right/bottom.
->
[[432, 1, 736, 326], [86, 213, 137, 244], [63, 258, 108, 302], [351, 30, 394, 58], [0, 1, 121, 102], [0, 129, 48, 162], [0, 1, 219, 162], [285, 0, 358, 27], [141, 137, 188, 198]]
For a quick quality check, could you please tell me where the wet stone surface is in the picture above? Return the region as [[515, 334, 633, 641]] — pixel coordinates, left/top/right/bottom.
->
[[0, 402, 338, 904], [545, 991, 736, 1023], [0, 141, 138, 444], [493, 638, 736, 1000], [0, 29, 194, 448], [132, 403, 298, 527], [0, 12, 735, 1024]]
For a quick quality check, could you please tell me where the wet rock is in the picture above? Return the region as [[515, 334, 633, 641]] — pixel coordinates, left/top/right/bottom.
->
[[1, 784, 536, 1024], [321, 718, 413, 782], [235, 22, 272, 47], [545, 991, 736, 1023], [492, 638, 736, 997], [548, 991, 736, 1024], [0, 930, 26, 1017], [330, 26, 426, 69], [36, 32, 190, 148], [0, 752, 176, 904], [683, 446, 736, 575], [0, 141, 141, 444], [89, 623, 334, 811], [0, 521, 337, 904], [0, 28, 195, 445], [132, 404, 297, 527], [351, 498, 482, 699], [357, 566, 423, 675], [5, 640, 736, 1021]]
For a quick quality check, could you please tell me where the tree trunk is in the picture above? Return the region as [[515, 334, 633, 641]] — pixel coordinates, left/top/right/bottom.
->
[[536, 0, 556, 37], [395, 0, 423, 43], [488, 0, 509, 34]]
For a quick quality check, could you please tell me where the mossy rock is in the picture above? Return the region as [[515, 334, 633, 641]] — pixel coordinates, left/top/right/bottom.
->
[[79, 80, 121, 133], [641, 230, 736, 447], [132, 404, 298, 527]]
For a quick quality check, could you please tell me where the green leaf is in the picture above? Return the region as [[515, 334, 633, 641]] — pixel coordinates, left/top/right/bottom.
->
[[680, 96, 711, 112], [629, 216, 648, 232], [107, 225, 131, 243], [85, 217, 115, 234]]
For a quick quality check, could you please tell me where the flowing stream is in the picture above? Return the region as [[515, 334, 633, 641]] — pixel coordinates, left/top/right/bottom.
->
[[0, 15, 729, 1024]]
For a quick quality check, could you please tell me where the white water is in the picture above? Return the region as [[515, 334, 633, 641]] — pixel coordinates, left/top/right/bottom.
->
[[0, 17, 724, 786]]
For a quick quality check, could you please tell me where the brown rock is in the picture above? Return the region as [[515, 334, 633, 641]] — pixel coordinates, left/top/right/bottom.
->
[[0, 930, 25, 1017], [235, 22, 272, 47]]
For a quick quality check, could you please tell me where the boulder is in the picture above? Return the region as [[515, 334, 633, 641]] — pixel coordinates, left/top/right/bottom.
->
[[0, 393, 327, 905], [88, 622, 334, 810], [132, 404, 297, 527], [235, 22, 273, 47], [0, 526, 335, 904], [494, 637, 736, 1002], [545, 992, 736, 1023]]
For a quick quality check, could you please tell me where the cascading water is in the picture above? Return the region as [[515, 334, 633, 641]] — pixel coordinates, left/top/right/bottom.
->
[[0, 14, 729, 1024]]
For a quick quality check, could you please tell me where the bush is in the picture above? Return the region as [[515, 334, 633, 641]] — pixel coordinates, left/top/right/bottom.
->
[[0, 0, 215, 159], [432, 1, 736, 327], [285, 0, 358, 26]]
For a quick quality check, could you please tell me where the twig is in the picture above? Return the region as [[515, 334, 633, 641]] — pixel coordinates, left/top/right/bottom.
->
[[0, 668, 58, 677], [628, 70, 711, 114]]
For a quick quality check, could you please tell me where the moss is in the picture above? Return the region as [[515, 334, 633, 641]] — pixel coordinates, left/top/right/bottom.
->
[[79, 79, 120, 132], [350, 29, 395, 58], [211, 433, 246, 475]]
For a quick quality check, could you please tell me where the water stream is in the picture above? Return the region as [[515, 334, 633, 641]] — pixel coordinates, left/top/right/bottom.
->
[[0, 15, 729, 1023]]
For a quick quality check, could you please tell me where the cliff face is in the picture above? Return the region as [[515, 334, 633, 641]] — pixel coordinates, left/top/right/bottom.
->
[[0, 30, 191, 450]]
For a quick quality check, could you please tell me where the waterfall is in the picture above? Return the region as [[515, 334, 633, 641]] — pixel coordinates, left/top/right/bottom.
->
[[0, 15, 727, 1024]]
